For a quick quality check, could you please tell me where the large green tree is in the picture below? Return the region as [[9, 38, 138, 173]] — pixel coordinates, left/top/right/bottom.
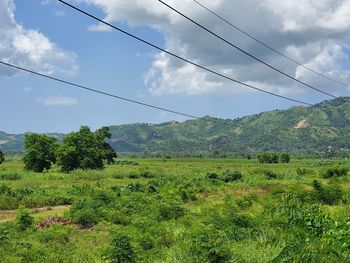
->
[[0, 149, 4, 164], [23, 134, 57, 172], [56, 126, 116, 172]]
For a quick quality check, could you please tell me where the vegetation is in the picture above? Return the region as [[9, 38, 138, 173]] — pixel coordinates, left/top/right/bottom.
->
[[56, 126, 116, 172], [0, 150, 4, 164], [23, 134, 56, 172], [0, 157, 349, 261], [22, 126, 117, 173], [280, 153, 290, 163], [258, 152, 279, 163]]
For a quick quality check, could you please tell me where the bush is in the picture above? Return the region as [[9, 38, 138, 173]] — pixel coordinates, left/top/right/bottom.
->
[[0, 150, 4, 164], [0, 226, 9, 245], [159, 203, 185, 221], [105, 234, 136, 263], [207, 172, 219, 179], [312, 180, 343, 205], [0, 172, 21, 180], [221, 170, 242, 182], [264, 170, 278, 180], [322, 167, 349, 179], [128, 172, 139, 179], [280, 153, 290, 163], [69, 199, 100, 228], [16, 208, 34, 231], [258, 152, 279, 164], [190, 230, 231, 263]]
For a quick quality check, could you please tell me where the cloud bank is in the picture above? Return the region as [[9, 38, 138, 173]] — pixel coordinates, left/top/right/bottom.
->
[[0, 0, 78, 77], [83, 0, 350, 96]]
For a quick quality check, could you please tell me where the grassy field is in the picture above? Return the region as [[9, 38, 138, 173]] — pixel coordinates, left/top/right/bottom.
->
[[0, 158, 350, 262]]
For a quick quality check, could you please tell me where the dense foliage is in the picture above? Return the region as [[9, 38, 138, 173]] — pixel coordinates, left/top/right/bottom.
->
[[56, 126, 116, 172], [0, 150, 4, 164], [23, 134, 57, 172], [258, 152, 279, 163]]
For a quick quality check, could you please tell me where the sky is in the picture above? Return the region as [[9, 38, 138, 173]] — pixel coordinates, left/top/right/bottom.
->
[[1, 0, 350, 134]]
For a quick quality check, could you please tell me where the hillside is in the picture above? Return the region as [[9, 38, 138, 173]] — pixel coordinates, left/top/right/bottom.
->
[[1, 97, 350, 155]]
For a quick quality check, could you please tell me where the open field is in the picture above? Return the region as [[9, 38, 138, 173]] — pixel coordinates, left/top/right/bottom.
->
[[0, 158, 350, 262]]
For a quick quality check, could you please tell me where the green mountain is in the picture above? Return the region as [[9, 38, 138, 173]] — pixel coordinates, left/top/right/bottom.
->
[[1, 97, 350, 155]]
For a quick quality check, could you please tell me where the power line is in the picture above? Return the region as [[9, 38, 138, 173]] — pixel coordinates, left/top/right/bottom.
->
[[57, 0, 312, 106], [0, 60, 310, 135], [191, 0, 348, 88], [158, 0, 339, 99], [0, 60, 199, 120]]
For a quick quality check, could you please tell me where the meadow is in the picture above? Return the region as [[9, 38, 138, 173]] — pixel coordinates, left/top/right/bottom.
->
[[0, 157, 350, 262]]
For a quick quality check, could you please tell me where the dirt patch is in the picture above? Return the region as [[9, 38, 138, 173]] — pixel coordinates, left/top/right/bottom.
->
[[294, 119, 310, 129], [37, 216, 73, 229]]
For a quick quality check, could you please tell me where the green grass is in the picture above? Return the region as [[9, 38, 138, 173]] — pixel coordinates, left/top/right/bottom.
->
[[0, 158, 350, 262]]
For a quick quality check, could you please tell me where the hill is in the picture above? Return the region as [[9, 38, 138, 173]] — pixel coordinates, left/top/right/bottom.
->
[[1, 97, 350, 155]]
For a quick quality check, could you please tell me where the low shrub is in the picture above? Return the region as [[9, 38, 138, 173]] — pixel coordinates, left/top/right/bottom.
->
[[158, 203, 185, 221], [221, 170, 242, 182], [322, 167, 349, 179], [264, 170, 279, 180], [258, 152, 279, 164], [16, 208, 34, 231], [104, 234, 136, 263], [312, 180, 343, 205], [0, 172, 21, 180]]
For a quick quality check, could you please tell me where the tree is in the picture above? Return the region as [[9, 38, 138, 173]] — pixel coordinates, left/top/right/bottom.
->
[[258, 152, 279, 164], [23, 134, 57, 172], [0, 150, 4, 164], [56, 126, 116, 172], [280, 153, 291, 163]]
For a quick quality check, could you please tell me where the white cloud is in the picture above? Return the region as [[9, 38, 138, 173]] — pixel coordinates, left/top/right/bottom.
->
[[37, 96, 79, 106], [0, 0, 78, 77], [83, 0, 350, 96]]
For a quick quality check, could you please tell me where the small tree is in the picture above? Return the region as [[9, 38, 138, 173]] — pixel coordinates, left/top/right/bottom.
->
[[56, 126, 116, 172], [23, 134, 57, 172], [105, 234, 136, 263], [16, 208, 34, 231], [0, 150, 4, 164], [280, 153, 290, 163]]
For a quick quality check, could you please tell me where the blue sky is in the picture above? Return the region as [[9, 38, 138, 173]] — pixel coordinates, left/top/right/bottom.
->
[[1, 0, 350, 133]]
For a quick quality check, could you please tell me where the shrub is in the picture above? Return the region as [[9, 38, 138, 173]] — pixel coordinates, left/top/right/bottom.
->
[[258, 152, 279, 164], [296, 168, 309, 176], [16, 208, 34, 231], [0, 226, 9, 245], [69, 199, 100, 228], [190, 230, 231, 263], [105, 234, 136, 263], [264, 170, 278, 180], [221, 170, 242, 182], [312, 180, 343, 205], [0, 172, 21, 180], [207, 172, 219, 179], [280, 153, 290, 163], [128, 172, 139, 179], [322, 167, 349, 179], [236, 194, 257, 209], [159, 203, 185, 221], [0, 150, 4, 164]]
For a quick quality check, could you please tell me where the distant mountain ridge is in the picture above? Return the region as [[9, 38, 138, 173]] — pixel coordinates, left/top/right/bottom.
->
[[1, 97, 350, 155]]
